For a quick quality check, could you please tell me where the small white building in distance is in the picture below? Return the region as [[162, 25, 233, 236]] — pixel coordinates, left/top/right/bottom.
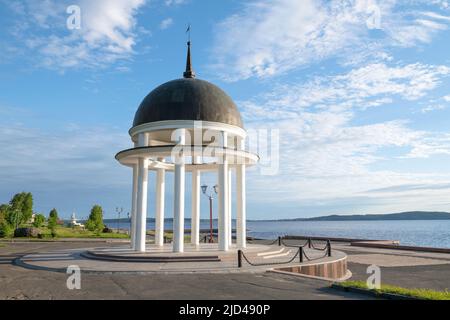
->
[[70, 212, 85, 228]]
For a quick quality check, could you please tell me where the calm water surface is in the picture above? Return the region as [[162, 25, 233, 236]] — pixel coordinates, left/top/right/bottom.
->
[[110, 219, 450, 249]]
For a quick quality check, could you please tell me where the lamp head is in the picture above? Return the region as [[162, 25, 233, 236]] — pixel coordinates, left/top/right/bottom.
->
[[201, 185, 208, 194], [213, 184, 219, 194]]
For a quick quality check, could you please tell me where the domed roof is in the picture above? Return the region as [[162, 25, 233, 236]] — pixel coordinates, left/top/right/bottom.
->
[[133, 78, 243, 128], [132, 42, 243, 129]]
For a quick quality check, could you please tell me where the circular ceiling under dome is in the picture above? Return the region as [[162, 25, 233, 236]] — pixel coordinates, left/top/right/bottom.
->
[[132, 42, 244, 129]]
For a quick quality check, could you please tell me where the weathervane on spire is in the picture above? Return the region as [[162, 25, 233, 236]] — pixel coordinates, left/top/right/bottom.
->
[[183, 23, 195, 78], [186, 23, 191, 42]]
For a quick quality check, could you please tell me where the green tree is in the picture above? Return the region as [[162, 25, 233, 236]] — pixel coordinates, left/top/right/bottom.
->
[[49, 208, 58, 220], [86, 205, 104, 232], [9, 209, 22, 229], [8, 192, 33, 225], [48, 208, 58, 229], [33, 214, 46, 228], [0, 204, 8, 224], [48, 208, 59, 238], [22, 193, 33, 223], [0, 205, 12, 238]]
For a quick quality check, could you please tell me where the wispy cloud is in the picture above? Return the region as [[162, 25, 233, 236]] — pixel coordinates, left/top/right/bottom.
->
[[242, 62, 450, 211], [0, 121, 133, 216], [0, 123, 129, 187], [241, 62, 450, 121], [159, 17, 174, 30], [211, 0, 450, 81], [164, 0, 187, 6]]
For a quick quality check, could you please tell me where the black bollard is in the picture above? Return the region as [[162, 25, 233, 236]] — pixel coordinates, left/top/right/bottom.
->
[[238, 250, 242, 268], [278, 236, 281, 246], [327, 240, 331, 256], [299, 247, 303, 263], [308, 238, 312, 248]]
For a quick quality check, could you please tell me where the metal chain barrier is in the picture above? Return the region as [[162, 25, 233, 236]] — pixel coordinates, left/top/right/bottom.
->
[[237, 237, 332, 268], [302, 249, 329, 262], [265, 237, 282, 246], [238, 247, 302, 267], [310, 240, 329, 251], [280, 237, 309, 248]]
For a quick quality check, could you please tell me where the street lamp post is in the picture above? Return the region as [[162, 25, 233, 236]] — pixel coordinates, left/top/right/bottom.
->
[[116, 207, 123, 233], [201, 184, 218, 243], [127, 212, 130, 235]]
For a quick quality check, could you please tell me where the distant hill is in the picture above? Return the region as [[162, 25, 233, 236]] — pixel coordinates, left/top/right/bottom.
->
[[273, 211, 450, 222], [101, 211, 450, 223]]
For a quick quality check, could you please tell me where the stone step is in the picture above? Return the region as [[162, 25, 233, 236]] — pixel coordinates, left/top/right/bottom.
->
[[81, 251, 221, 263]]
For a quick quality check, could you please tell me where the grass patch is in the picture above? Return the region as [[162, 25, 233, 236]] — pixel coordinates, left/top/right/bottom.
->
[[9, 226, 130, 240], [337, 280, 450, 300], [146, 230, 191, 242], [51, 226, 129, 239]]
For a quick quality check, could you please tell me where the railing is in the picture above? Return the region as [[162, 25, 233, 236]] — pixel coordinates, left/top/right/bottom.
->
[[237, 236, 332, 268]]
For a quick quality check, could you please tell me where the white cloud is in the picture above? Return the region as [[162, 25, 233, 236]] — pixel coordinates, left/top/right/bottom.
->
[[211, 0, 450, 81], [421, 104, 447, 113], [164, 0, 187, 6], [241, 62, 450, 120], [4, 0, 147, 70], [0, 123, 130, 187], [159, 18, 173, 30], [242, 62, 450, 208]]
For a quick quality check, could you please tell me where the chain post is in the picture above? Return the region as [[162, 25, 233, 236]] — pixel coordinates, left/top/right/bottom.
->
[[238, 250, 242, 268]]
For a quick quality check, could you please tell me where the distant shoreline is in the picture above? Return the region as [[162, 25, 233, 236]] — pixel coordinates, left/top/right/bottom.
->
[[96, 211, 450, 224], [250, 211, 450, 222]]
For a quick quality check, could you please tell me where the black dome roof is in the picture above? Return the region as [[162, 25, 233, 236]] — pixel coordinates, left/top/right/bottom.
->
[[133, 78, 243, 128]]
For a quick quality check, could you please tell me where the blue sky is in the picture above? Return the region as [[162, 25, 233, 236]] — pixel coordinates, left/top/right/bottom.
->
[[1, 0, 450, 220]]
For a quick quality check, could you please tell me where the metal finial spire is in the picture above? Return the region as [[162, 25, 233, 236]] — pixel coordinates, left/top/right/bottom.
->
[[183, 25, 195, 78]]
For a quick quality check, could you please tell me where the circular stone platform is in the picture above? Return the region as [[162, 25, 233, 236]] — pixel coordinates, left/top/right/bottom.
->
[[15, 243, 348, 279]]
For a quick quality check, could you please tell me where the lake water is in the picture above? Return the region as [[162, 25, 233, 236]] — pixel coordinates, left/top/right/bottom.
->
[[108, 219, 450, 249]]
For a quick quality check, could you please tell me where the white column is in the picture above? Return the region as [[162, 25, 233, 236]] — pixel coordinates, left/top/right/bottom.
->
[[135, 157, 149, 252], [130, 163, 139, 249], [237, 137, 247, 249], [135, 133, 149, 252], [228, 168, 233, 245], [191, 167, 200, 246], [155, 167, 165, 247], [173, 129, 186, 253], [218, 131, 229, 251]]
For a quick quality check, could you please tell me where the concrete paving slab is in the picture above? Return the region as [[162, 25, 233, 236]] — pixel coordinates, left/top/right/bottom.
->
[[347, 253, 450, 267]]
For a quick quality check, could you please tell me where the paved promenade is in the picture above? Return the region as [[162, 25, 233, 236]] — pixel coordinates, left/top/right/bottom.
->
[[0, 241, 364, 300], [273, 238, 450, 291], [1, 239, 449, 299], [334, 243, 450, 291]]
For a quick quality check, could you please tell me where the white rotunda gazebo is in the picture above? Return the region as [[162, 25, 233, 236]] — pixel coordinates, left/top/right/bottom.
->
[[116, 42, 259, 253]]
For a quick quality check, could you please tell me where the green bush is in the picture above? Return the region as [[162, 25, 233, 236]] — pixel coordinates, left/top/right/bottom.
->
[[48, 208, 58, 229], [86, 205, 104, 232], [33, 214, 46, 228], [14, 227, 40, 238], [0, 222, 13, 238]]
